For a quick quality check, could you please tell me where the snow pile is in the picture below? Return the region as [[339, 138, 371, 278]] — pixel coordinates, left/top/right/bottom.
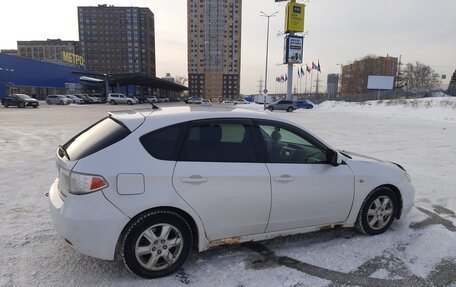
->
[[316, 97, 456, 122]]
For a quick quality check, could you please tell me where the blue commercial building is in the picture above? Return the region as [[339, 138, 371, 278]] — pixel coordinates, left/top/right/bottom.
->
[[0, 54, 87, 100]]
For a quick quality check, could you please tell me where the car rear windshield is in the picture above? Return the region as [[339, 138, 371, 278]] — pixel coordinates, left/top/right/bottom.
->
[[62, 117, 131, 161]]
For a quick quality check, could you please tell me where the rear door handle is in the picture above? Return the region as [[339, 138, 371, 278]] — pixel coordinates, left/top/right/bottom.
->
[[182, 175, 208, 184], [274, 175, 294, 182]]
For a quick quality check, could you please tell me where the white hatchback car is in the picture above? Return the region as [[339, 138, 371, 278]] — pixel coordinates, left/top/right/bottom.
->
[[48, 107, 414, 279]]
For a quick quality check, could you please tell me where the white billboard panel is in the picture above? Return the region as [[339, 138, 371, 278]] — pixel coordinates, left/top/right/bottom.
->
[[367, 76, 395, 90]]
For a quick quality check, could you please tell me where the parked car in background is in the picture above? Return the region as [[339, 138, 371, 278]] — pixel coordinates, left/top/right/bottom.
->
[[201, 99, 212, 106], [266, 100, 298, 112], [108, 93, 138, 105], [74, 94, 93, 104], [67, 95, 84, 104], [186, 97, 203, 104], [146, 96, 158, 103], [49, 107, 414, 279], [233, 99, 250, 105], [87, 95, 102, 103], [1, 94, 39, 108], [63, 95, 75, 104], [221, 99, 234, 104], [295, 100, 314, 109], [158, 97, 170, 102], [46, 95, 71, 105], [90, 93, 105, 103]]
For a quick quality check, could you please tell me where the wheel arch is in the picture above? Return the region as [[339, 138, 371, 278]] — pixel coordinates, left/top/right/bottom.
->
[[116, 206, 200, 258], [381, 184, 403, 219]]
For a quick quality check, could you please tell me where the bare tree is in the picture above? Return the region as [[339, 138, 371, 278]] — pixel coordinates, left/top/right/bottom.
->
[[174, 76, 188, 86], [403, 62, 440, 90], [447, 69, 456, 96]]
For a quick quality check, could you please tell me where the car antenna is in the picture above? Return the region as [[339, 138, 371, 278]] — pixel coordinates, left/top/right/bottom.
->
[[144, 98, 160, 110]]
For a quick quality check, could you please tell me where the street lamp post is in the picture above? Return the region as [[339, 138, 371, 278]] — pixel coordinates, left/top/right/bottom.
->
[[260, 11, 278, 110]]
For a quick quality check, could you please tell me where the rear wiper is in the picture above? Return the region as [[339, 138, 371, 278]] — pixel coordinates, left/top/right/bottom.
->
[[58, 145, 71, 161]]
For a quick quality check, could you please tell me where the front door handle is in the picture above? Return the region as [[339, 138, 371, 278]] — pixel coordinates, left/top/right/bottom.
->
[[274, 175, 294, 182], [182, 175, 208, 184]]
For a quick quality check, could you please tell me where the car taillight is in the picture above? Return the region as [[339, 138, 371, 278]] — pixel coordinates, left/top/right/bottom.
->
[[68, 171, 108, 195]]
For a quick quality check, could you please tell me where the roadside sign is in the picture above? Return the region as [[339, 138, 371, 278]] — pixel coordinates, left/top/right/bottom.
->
[[285, 2, 305, 33], [283, 35, 304, 64]]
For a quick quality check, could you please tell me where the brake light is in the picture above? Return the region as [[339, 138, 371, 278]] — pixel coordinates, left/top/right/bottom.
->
[[68, 171, 108, 195], [90, 177, 107, 190]]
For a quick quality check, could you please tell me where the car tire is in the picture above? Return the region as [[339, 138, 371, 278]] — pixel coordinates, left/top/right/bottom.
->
[[356, 186, 398, 235], [33, 106, 38, 108], [4, 103, 9, 108], [268, 107, 274, 112], [127, 100, 133, 105], [110, 100, 116, 105], [59, 101, 64, 105], [19, 102, 25, 108], [47, 101, 52, 105], [286, 107, 294, 112], [122, 210, 193, 279]]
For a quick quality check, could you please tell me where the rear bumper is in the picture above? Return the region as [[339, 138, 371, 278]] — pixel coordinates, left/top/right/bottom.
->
[[48, 179, 130, 260]]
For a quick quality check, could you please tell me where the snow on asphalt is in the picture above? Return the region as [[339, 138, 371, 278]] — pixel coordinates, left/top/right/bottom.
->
[[0, 98, 455, 286]]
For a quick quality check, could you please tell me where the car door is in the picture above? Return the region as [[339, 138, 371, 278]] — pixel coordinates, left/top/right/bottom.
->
[[173, 119, 271, 241], [255, 120, 355, 232]]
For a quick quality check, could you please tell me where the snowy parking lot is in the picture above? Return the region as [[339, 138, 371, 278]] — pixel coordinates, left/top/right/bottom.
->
[[0, 99, 455, 286]]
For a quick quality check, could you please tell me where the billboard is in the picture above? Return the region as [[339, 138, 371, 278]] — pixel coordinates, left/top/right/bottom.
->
[[285, 2, 305, 33], [367, 76, 395, 90], [283, 35, 304, 64]]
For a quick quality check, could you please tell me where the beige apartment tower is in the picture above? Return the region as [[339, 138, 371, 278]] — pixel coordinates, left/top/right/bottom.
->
[[188, 0, 242, 99]]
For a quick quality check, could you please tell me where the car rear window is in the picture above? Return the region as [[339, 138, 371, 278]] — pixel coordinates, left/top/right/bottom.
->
[[62, 117, 131, 161], [140, 123, 188, 161]]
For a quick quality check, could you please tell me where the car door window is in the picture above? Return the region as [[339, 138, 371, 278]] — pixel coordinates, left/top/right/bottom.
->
[[180, 120, 257, 162], [259, 124, 328, 164]]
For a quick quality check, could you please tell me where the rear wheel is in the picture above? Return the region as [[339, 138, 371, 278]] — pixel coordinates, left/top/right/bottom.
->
[[122, 210, 193, 279], [286, 107, 294, 112], [127, 100, 133, 105], [356, 186, 397, 235], [47, 101, 52, 105], [4, 102, 9, 108], [110, 100, 116, 105]]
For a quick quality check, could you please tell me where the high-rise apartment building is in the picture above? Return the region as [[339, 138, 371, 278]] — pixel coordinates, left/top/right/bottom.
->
[[188, 0, 242, 99], [78, 5, 156, 76], [17, 39, 82, 67]]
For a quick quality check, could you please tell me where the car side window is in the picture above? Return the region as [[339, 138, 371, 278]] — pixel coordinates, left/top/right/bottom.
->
[[259, 124, 328, 164], [140, 123, 188, 161], [179, 120, 257, 163]]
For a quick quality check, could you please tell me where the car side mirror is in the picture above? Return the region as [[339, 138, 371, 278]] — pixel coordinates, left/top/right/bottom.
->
[[329, 150, 342, 167]]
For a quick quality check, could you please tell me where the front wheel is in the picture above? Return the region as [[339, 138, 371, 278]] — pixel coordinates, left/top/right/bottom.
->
[[122, 210, 193, 279], [268, 107, 274, 112], [19, 102, 25, 108], [286, 107, 294, 112], [356, 187, 397, 235], [127, 100, 133, 105]]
